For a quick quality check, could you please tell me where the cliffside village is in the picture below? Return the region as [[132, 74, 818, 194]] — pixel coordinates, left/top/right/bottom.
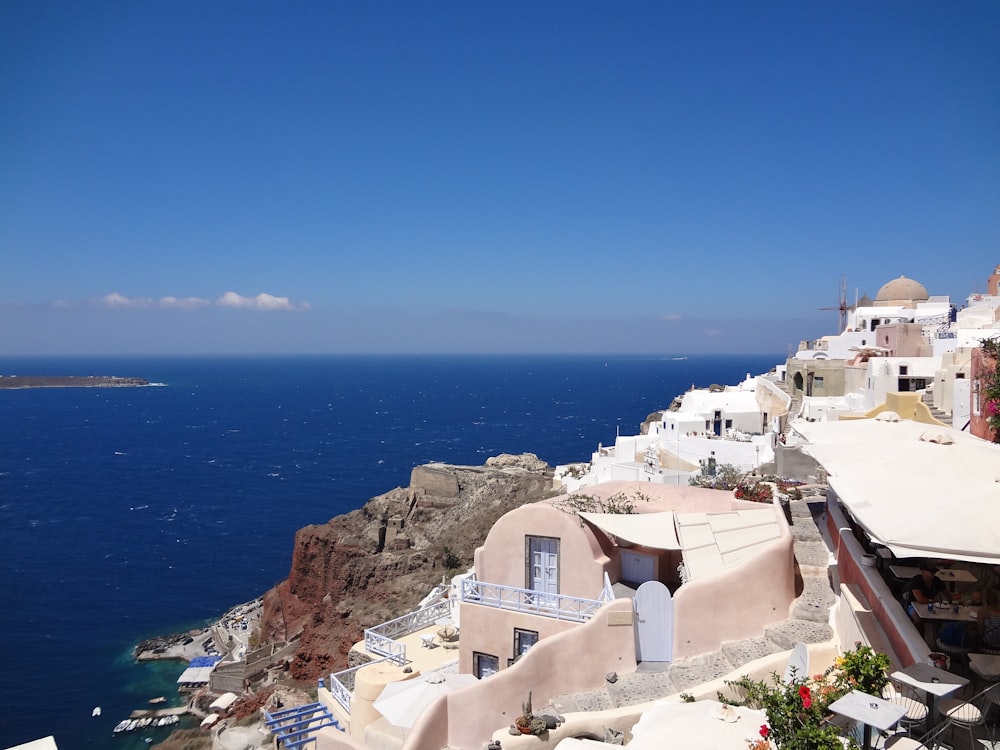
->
[[14, 264, 1000, 750]]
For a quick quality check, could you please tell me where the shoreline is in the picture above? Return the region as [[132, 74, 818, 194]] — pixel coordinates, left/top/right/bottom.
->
[[136, 597, 263, 664], [135, 628, 212, 663], [0, 375, 150, 389]]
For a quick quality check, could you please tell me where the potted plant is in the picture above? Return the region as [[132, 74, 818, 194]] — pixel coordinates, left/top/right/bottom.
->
[[513, 692, 548, 736]]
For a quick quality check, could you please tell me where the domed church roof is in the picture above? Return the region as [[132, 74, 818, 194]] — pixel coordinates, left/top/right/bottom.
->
[[875, 275, 929, 303]]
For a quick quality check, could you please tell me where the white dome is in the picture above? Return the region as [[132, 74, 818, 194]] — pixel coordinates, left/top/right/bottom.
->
[[875, 275, 929, 303]]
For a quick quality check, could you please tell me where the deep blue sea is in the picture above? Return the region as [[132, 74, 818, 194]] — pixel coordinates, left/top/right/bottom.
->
[[0, 354, 780, 749]]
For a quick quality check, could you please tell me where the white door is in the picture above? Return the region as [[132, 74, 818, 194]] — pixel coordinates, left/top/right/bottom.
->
[[529, 537, 558, 607], [634, 580, 673, 663], [621, 550, 656, 585]]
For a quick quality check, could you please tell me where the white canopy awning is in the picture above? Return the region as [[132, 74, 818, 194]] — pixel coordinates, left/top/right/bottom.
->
[[797, 419, 1000, 564], [209, 692, 238, 711], [176, 666, 214, 684], [579, 511, 681, 549]]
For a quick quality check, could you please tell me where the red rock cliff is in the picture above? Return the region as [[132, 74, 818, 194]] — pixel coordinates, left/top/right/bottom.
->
[[258, 454, 556, 680]]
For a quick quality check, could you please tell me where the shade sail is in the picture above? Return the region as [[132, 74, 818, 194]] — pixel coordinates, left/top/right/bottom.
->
[[578, 511, 681, 549], [796, 419, 1000, 564], [373, 673, 478, 728], [675, 509, 781, 579]]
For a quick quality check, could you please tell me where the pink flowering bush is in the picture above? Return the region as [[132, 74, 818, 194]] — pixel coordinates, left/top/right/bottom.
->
[[979, 338, 1000, 442]]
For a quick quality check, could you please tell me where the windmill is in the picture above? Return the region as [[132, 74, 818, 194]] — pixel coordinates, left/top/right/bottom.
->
[[819, 276, 848, 333]]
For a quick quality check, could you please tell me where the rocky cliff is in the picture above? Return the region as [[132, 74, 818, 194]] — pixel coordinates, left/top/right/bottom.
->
[[258, 453, 558, 680]]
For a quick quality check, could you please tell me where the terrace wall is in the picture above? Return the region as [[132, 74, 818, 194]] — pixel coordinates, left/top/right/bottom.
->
[[824, 496, 931, 668]]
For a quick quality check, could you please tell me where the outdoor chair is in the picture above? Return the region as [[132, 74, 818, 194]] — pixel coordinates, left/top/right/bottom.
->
[[882, 720, 954, 750], [883, 680, 929, 737], [936, 681, 1000, 748]]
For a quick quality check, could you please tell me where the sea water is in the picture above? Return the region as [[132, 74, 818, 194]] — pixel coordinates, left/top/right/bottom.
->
[[0, 353, 781, 749]]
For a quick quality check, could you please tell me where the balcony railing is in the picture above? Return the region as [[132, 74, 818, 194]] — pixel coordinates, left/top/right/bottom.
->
[[460, 574, 611, 623], [363, 600, 451, 661], [328, 600, 453, 715], [328, 656, 398, 714]]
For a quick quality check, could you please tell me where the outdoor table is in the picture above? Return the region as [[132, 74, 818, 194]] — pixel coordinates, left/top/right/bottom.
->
[[828, 690, 905, 750], [889, 565, 919, 581], [891, 662, 968, 720], [889, 565, 978, 590], [875, 547, 893, 572], [935, 568, 978, 591], [912, 603, 978, 645], [968, 653, 1000, 684], [912, 604, 978, 624]]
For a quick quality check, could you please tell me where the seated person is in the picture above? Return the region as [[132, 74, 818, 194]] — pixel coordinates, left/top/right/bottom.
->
[[905, 562, 946, 625]]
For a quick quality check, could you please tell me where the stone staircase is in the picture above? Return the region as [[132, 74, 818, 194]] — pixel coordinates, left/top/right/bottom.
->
[[920, 390, 950, 425], [548, 491, 835, 714], [766, 375, 801, 434]]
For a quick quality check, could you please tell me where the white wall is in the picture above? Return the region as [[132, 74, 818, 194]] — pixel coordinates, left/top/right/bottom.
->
[[799, 393, 868, 422], [953, 378, 971, 431], [676, 434, 773, 472]]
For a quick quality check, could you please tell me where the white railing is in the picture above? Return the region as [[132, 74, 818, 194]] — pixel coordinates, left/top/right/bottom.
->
[[328, 655, 400, 714], [600, 571, 615, 602], [328, 600, 454, 714], [328, 671, 352, 713], [363, 600, 451, 661], [460, 575, 609, 623], [364, 631, 405, 663]]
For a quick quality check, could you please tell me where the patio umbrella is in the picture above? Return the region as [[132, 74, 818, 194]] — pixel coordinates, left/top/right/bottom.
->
[[373, 673, 478, 728], [627, 700, 768, 750]]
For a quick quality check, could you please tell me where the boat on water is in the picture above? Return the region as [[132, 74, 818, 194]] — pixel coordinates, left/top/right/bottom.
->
[[92, 706, 101, 717], [113, 720, 130, 733], [148, 696, 166, 704]]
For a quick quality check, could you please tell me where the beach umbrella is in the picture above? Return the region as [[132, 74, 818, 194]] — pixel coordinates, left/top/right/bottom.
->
[[373, 673, 478, 728]]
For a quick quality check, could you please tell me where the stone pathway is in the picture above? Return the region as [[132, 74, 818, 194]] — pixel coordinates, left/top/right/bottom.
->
[[549, 492, 836, 714]]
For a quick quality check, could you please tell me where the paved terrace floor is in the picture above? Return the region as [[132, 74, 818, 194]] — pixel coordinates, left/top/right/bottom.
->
[[352, 622, 462, 679]]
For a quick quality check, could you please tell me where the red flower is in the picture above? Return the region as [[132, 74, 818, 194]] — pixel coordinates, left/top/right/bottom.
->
[[760, 724, 770, 738], [799, 685, 813, 709]]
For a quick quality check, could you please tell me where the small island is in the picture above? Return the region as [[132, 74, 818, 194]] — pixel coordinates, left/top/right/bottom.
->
[[0, 375, 150, 389]]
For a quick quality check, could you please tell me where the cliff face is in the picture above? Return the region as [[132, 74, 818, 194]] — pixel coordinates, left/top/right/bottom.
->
[[259, 454, 557, 680]]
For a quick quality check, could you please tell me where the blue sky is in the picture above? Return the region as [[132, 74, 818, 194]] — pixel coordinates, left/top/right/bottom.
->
[[1, 2, 998, 355]]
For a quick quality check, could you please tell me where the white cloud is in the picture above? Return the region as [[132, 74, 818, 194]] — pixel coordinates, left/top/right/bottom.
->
[[217, 292, 307, 311], [91, 292, 307, 311], [663, 313, 683, 322], [160, 296, 211, 310], [98, 293, 211, 309], [101, 292, 147, 307]]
